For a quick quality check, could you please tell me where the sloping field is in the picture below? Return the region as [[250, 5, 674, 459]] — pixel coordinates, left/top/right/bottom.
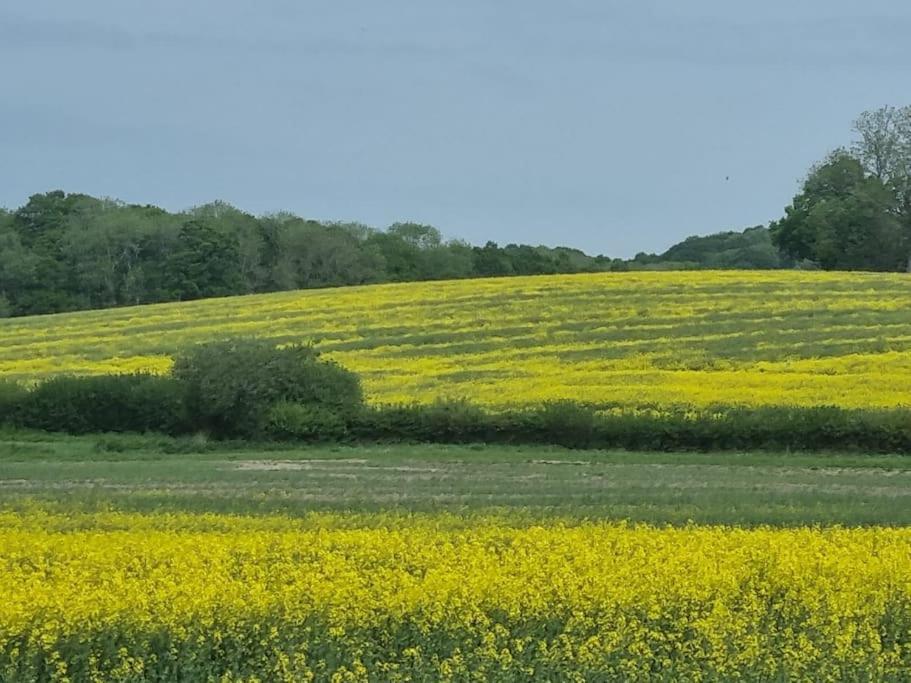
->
[[2, 270, 910, 409]]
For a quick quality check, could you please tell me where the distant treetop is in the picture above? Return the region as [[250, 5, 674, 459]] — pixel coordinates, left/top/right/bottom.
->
[[0, 190, 785, 319]]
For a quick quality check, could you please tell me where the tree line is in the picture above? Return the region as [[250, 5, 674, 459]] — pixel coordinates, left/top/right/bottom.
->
[[0, 192, 628, 317], [0, 103, 907, 318], [0, 189, 786, 319]]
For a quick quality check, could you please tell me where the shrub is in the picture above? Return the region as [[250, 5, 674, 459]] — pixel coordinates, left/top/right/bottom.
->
[[591, 406, 911, 453], [0, 381, 27, 426], [6, 360, 911, 453], [352, 400, 499, 443], [172, 339, 363, 438], [521, 401, 598, 448], [262, 401, 350, 441], [353, 402, 911, 453], [417, 399, 504, 442], [15, 374, 187, 435]]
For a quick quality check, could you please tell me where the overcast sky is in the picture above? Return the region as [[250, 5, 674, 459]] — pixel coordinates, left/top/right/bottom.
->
[[1, 1, 908, 256]]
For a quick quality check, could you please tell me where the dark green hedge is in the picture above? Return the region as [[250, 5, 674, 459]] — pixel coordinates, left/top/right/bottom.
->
[[2, 372, 910, 453], [7, 374, 188, 435], [351, 401, 911, 453]]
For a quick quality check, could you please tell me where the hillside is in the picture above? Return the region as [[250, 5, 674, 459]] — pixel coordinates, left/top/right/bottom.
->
[[1, 191, 787, 320], [3, 270, 909, 410]]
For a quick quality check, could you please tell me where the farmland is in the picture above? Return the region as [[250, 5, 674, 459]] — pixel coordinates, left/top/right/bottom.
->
[[4, 270, 911, 680], [2, 434, 911, 525], [1, 434, 911, 680], [3, 508, 910, 681], [2, 270, 911, 410]]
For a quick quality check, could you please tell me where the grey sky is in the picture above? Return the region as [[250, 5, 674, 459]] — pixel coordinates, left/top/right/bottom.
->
[[1, 1, 908, 256]]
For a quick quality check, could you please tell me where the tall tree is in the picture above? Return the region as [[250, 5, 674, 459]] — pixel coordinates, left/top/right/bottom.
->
[[9, 191, 107, 313], [0, 212, 37, 316], [166, 220, 244, 300], [852, 105, 911, 269], [852, 106, 911, 194], [187, 202, 266, 292], [770, 151, 905, 271], [472, 242, 514, 277], [366, 231, 422, 281], [386, 222, 442, 250]]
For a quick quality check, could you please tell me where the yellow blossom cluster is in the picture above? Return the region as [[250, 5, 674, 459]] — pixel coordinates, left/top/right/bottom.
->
[[0, 510, 909, 681], [2, 270, 911, 409]]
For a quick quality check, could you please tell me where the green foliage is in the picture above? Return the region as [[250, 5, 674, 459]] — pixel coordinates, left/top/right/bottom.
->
[[852, 105, 911, 217], [0, 192, 617, 318], [5, 370, 911, 452], [770, 105, 911, 272], [11, 374, 187, 435], [355, 402, 911, 453], [658, 226, 786, 269], [0, 381, 26, 426], [262, 401, 349, 441], [172, 339, 363, 438], [771, 151, 907, 271], [386, 222, 442, 249], [166, 220, 245, 300], [352, 400, 497, 443], [519, 400, 598, 448]]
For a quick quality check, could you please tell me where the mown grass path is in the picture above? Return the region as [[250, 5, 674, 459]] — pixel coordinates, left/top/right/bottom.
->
[[2, 434, 909, 525]]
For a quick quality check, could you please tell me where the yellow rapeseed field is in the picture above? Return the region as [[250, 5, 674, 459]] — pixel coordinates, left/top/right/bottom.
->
[[0, 510, 908, 681], [2, 270, 909, 410]]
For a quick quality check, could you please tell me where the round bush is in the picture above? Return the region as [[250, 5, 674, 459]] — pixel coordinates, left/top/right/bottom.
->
[[172, 339, 363, 438]]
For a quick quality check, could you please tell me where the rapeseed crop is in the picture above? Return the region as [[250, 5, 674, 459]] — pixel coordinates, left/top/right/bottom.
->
[[2, 271, 909, 410], [0, 510, 909, 681]]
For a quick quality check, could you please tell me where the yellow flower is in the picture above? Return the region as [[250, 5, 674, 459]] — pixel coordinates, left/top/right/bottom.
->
[[3, 271, 911, 411], [0, 510, 908, 679]]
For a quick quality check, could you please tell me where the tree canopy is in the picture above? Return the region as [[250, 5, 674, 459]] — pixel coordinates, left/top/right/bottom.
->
[[771, 105, 911, 272], [632, 226, 786, 270], [0, 189, 800, 319], [0, 194, 630, 318]]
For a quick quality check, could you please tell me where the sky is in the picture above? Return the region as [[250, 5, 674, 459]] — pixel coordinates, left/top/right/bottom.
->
[[1, 1, 909, 256]]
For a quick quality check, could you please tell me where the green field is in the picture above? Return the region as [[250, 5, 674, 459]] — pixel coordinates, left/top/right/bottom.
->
[[2, 432, 909, 526]]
